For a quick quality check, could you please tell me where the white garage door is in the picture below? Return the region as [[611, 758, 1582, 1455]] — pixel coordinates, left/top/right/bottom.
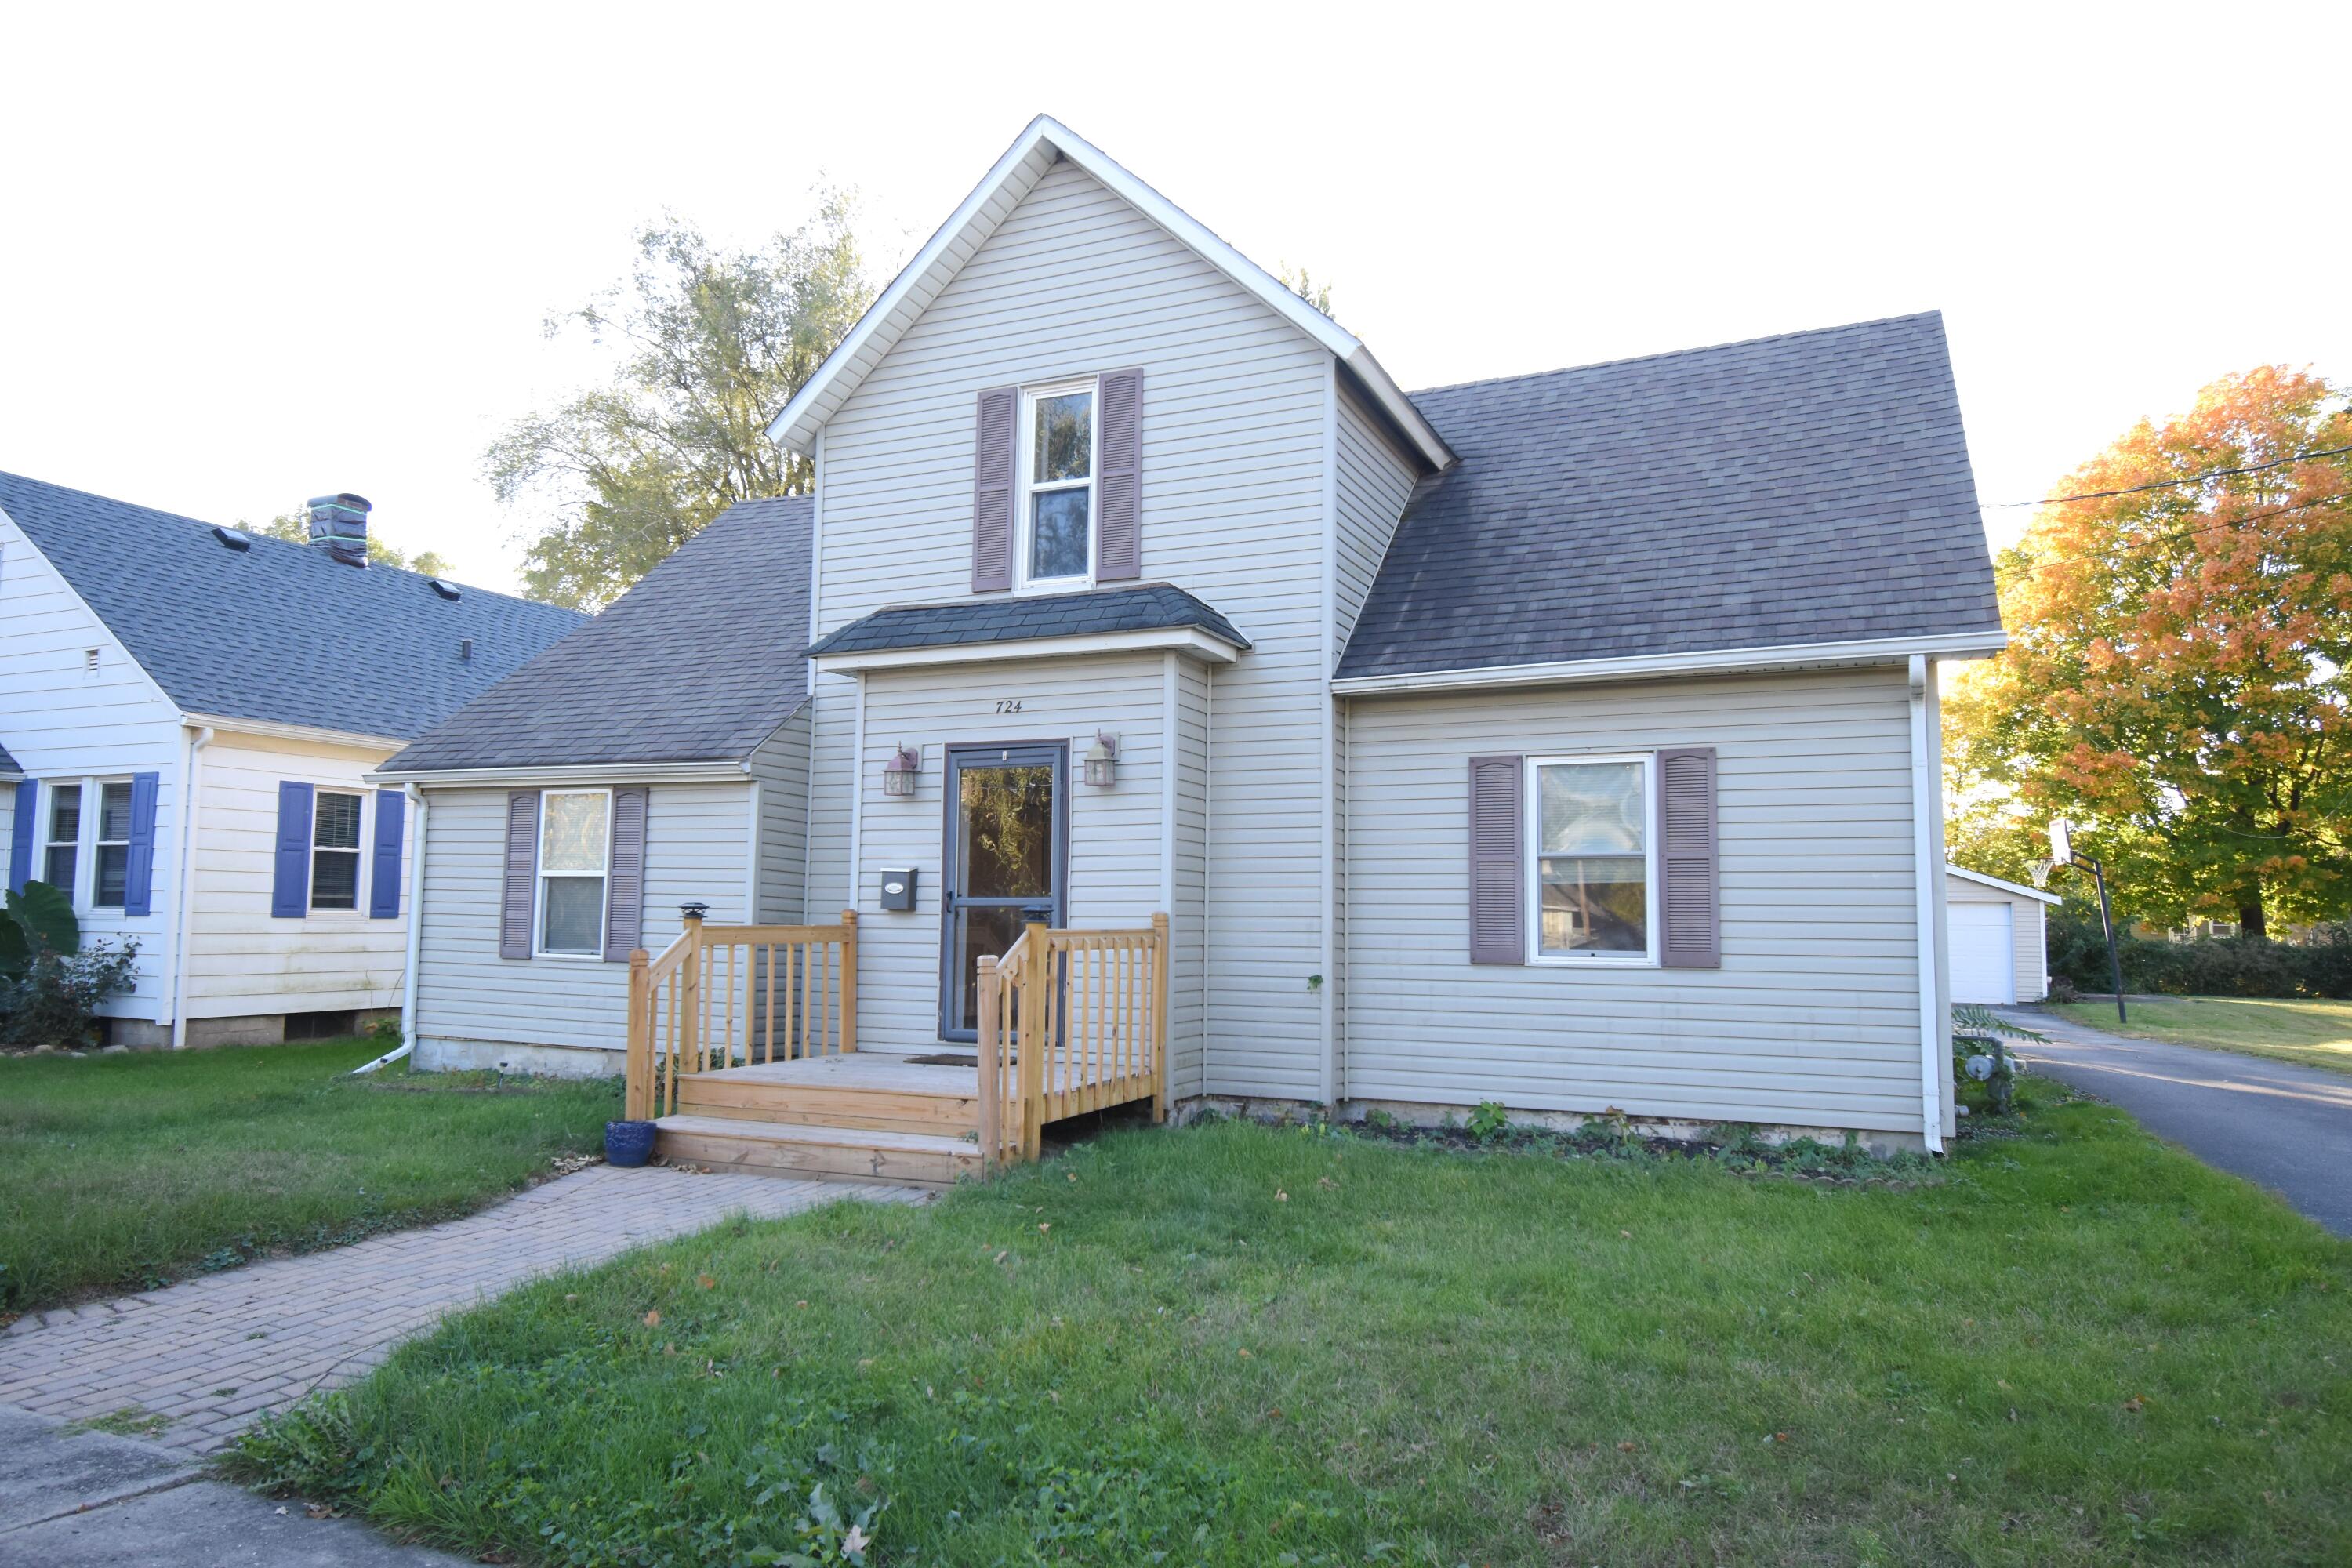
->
[[1948, 902, 2015, 1004]]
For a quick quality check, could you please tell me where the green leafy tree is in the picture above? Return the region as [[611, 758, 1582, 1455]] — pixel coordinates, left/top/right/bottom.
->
[[245, 513, 451, 579], [1945, 367, 2352, 935], [486, 194, 877, 609], [1278, 262, 1333, 316]]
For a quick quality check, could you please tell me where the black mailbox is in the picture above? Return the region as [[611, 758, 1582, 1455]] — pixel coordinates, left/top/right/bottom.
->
[[879, 867, 917, 913]]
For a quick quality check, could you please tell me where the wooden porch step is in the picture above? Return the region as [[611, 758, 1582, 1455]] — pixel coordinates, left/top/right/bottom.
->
[[674, 1056, 982, 1140], [653, 1114, 981, 1190]]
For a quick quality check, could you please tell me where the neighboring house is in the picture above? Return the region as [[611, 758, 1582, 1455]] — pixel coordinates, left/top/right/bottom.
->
[[373, 498, 813, 1074], [0, 474, 582, 1044], [1945, 866, 2060, 1004], [387, 115, 2004, 1156]]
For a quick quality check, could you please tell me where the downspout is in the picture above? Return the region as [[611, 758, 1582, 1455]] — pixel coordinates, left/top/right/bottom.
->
[[357, 783, 426, 1076], [165, 724, 214, 1049], [1907, 655, 1946, 1153]]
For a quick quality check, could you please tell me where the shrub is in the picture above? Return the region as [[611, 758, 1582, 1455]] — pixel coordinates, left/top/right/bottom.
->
[[0, 881, 142, 1046], [2046, 909, 2352, 1000]]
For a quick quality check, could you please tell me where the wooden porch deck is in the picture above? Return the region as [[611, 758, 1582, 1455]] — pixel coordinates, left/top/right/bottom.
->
[[627, 915, 1167, 1189]]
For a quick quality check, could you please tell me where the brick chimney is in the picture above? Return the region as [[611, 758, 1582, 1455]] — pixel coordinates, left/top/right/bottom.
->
[[306, 493, 371, 568]]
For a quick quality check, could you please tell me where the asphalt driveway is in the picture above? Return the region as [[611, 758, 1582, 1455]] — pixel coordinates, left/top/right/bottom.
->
[[1994, 1005, 2352, 1236]]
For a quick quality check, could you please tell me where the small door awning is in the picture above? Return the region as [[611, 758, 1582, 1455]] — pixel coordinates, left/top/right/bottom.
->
[[808, 583, 1250, 673]]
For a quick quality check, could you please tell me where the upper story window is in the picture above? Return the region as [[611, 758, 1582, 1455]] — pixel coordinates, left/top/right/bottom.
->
[[93, 781, 134, 908], [45, 784, 81, 894], [310, 790, 364, 912], [537, 789, 609, 956], [1020, 379, 1096, 588], [1528, 755, 1655, 963]]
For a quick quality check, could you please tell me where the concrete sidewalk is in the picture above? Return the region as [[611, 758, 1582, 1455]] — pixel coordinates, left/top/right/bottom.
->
[[0, 1163, 924, 1455], [0, 1405, 463, 1566], [1994, 1005, 2352, 1236]]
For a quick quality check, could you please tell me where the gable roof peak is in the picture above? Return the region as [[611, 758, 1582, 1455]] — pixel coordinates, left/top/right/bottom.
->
[[767, 114, 1453, 472]]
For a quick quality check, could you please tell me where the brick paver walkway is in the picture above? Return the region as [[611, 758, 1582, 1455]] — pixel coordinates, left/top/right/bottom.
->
[[0, 1165, 923, 1454]]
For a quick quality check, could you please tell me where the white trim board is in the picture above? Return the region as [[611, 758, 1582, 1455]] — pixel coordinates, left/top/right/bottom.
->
[[811, 626, 1243, 674], [763, 114, 1454, 475], [1947, 864, 2063, 905], [1330, 630, 2009, 697], [370, 760, 753, 788], [182, 711, 404, 751]]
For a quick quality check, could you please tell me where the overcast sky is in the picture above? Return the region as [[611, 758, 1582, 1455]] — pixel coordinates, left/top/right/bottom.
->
[[4, 3, 2343, 596]]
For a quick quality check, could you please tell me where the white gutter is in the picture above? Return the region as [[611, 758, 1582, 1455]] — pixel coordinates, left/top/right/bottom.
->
[[165, 724, 214, 1048], [368, 759, 753, 788], [180, 711, 405, 750], [370, 782, 429, 1076], [1330, 630, 2009, 697], [1907, 655, 1946, 1154]]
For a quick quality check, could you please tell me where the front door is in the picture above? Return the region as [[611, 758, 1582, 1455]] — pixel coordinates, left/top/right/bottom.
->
[[939, 742, 1065, 1040]]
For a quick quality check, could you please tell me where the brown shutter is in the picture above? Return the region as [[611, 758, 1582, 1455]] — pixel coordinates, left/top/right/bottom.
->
[[1657, 747, 1720, 968], [1468, 755, 1525, 964], [499, 790, 539, 960], [602, 786, 648, 962], [1095, 367, 1143, 581], [972, 387, 1016, 591]]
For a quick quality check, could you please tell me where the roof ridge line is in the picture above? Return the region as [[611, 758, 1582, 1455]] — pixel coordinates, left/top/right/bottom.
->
[[1405, 310, 1946, 400]]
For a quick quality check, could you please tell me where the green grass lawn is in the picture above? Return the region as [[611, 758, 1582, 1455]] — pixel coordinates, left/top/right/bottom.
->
[[233, 1087, 2351, 1567], [2049, 996, 2352, 1075], [0, 1040, 619, 1313]]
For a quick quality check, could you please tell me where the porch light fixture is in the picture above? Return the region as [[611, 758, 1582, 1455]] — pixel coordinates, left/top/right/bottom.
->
[[1083, 731, 1119, 788], [678, 900, 710, 923], [882, 745, 921, 798]]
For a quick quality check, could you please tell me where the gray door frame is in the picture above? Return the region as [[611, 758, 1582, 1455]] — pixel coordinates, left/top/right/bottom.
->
[[937, 740, 1068, 1041]]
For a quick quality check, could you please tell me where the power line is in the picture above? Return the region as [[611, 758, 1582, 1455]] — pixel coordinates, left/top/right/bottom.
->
[[1996, 490, 2352, 580], [1992, 443, 2352, 509]]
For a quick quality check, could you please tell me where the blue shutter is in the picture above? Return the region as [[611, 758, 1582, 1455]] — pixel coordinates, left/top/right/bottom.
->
[[8, 779, 34, 895], [272, 781, 314, 918], [122, 771, 160, 916], [369, 789, 405, 919]]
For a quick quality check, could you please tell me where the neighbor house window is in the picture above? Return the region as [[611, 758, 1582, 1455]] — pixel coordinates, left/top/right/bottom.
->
[[93, 781, 133, 907], [1529, 756, 1653, 961], [1018, 379, 1096, 586], [536, 789, 609, 956], [45, 784, 82, 895], [310, 790, 363, 911]]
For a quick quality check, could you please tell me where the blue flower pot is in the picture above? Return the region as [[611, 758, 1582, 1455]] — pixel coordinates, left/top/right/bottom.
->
[[605, 1119, 658, 1167]]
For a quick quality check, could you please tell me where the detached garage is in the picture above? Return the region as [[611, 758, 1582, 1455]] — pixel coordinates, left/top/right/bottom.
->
[[1945, 866, 2060, 1004]]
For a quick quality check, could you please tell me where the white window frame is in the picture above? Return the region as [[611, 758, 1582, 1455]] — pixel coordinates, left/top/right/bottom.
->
[[1524, 752, 1658, 967], [43, 780, 86, 907], [89, 777, 136, 910], [533, 787, 611, 960], [307, 788, 367, 915], [1014, 376, 1101, 594]]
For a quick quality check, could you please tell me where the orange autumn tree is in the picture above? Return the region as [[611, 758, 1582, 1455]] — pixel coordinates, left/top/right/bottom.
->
[[1945, 367, 2352, 936]]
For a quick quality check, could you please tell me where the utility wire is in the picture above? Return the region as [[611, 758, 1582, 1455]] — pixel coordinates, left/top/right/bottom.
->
[[1993, 443, 2352, 508], [1995, 490, 2352, 580]]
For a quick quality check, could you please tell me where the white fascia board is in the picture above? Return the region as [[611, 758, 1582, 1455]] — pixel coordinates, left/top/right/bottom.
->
[[368, 759, 753, 788], [1330, 630, 2011, 696], [811, 625, 1242, 675], [1946, 864, 2063, 905], [181, 711, 404, 752], [764, 114, 1456, 473]]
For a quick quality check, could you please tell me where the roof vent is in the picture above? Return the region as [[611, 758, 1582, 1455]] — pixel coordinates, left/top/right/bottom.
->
[[459, 637, 474, 662], [428, 578, 462, 601], [211, 524, 252, 551], [306, 493, 371, 568]]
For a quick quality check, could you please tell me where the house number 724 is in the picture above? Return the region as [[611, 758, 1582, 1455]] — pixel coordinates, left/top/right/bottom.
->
[[993, 699, 1024, 713]]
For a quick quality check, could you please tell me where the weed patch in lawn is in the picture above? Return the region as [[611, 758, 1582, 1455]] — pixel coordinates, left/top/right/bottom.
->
[[0, 1041, 619, 1312], [233, 1082, 2350, 1566]]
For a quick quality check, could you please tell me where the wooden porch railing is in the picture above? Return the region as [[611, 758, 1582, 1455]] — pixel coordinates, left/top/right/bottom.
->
[[977, 913, 1168, 1170], [624, 911, 858, 1120]]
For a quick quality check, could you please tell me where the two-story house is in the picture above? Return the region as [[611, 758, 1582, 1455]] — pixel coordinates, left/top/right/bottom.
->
[[378, 116, 2003, 1182]]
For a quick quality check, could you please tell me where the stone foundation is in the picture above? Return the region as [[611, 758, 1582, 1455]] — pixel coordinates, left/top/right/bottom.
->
[[1173, 1094, 1930, 1157], [414, 1035, 626, 1079]]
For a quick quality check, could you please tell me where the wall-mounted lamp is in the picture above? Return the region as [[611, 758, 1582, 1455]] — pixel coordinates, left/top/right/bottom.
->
[[1083, 731, 1120, 788], [881, 745, 921, 798]]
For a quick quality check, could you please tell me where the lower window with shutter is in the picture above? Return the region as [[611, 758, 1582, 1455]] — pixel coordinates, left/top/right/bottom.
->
[[535, 789, 611, 956], [1526, 754, 1656, 964]]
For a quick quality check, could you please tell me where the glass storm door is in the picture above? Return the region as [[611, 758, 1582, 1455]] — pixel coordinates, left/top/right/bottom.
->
[[940, 742, 1065, 1040]]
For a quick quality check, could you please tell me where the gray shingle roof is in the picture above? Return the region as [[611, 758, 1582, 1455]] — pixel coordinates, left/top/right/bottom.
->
[[0, 742, 19, 779], [1335, 312, 2003, 681], [807, 582, 1249, 659], [0, 470, 584, 737], [383, 496, 815, 773]]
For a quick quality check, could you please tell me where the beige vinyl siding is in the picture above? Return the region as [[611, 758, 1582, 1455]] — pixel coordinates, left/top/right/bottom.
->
[[1171, 658, 1210, 1097], [851, 654, 1167, 1051], [412, 782, 753, 1059], [750, 707, 813, 924], [1946, 871, 2052, 1000], [180, 731, 406, 1018], [810, 158, 1333, 1097], [1345, 667, 1929, 1134], [0, 517, 186, 1017], [1331, 384, 1420, 656]]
